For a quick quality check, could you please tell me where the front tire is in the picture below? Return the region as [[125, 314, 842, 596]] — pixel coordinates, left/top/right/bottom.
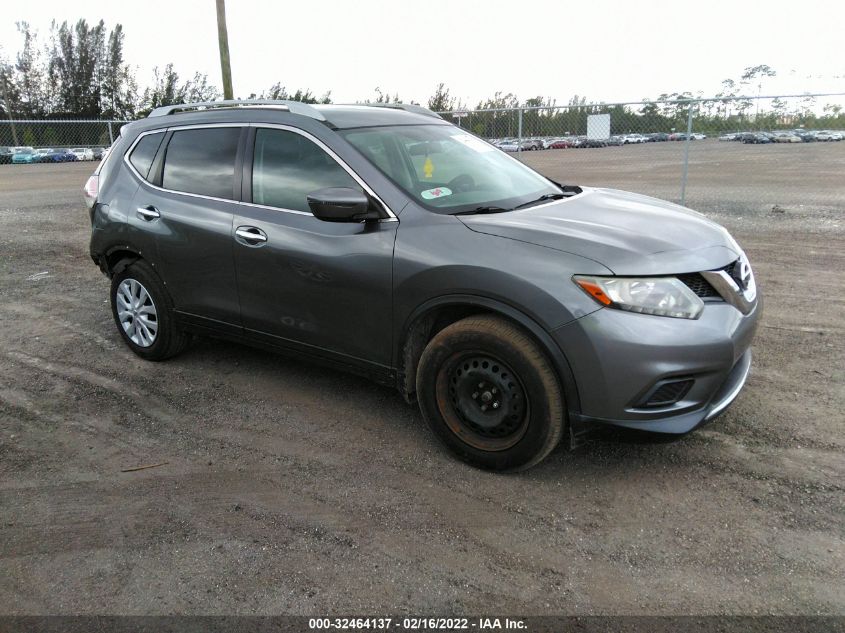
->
[[416, 315, 565, 471], [110, 260, 190, 361]]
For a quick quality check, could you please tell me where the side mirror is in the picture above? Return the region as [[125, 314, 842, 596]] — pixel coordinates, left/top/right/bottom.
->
[[306, 187, 380, 222]]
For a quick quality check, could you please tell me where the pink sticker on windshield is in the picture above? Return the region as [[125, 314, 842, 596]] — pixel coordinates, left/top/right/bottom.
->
[[421, 187, 453, 200]]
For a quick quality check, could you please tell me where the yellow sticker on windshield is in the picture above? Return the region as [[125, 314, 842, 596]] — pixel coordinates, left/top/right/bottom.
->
[[423, 156, 434, 179]]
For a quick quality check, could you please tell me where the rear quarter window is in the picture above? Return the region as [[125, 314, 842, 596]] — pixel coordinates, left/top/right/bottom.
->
[[128, 132, 165, 181]]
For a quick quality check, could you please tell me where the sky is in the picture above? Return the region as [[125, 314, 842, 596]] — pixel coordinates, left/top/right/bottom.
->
[[1, 0, 844, 108]]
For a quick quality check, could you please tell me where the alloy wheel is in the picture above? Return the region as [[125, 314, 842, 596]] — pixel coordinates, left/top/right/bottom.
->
[[116, 278, 158, 347]]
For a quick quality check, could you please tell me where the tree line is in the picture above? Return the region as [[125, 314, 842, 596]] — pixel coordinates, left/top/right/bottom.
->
[[0, 20, 225, 119], [427, 71, 844, 138], [1, 21, 842, 136]]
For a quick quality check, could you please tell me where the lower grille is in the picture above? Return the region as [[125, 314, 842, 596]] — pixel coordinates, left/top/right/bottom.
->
[[638, 378, 694, 408]]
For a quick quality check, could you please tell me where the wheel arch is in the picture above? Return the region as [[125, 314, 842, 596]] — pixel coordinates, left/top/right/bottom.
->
[[397, 295, 581, 417], [101, 245, 145, 277]]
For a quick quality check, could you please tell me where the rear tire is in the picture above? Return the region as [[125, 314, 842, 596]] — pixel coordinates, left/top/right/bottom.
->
[[416, 315, 564, 471], [110, 260, 190, 361]]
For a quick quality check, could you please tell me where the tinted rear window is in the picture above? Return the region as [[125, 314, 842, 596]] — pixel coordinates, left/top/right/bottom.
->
[[162, 128, 241, 199], [129, 132, 165, 180]]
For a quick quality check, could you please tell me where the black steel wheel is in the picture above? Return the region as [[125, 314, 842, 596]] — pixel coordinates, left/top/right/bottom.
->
[[416, 315, 565, 471], [441, 353, 529, 451]]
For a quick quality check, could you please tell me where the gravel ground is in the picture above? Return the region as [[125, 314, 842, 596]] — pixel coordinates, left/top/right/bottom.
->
[[520, 137, 845, 217], [0, 153, 843, 616]]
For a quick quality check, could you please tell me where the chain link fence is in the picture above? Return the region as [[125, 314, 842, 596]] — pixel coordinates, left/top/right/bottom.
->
[[0, 119, 129, 163], [2, 94, 844, 217], [440, 93, 845, 216]]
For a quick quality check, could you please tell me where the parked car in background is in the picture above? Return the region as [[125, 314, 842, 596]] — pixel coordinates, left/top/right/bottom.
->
[[605, 136, 624, 146], [691, 133, 707, 140], [741, 133, 772, 144], [718, 133, 738, 141], [578, 138, 607, 148], [648, 133, 670, 142], [0, 147, 13, 164], [792, 130, 815, 142], [38, 148, 79, 163], [621, 134, 647, 144], [72, 147, 96, 161], [773, 133, 802, 143], [548, 139, 571, 149], [815, 131, 843, 141], [497, 141, 519, 152], [92, 147, 106, 160], [12, 148, 38, 164]]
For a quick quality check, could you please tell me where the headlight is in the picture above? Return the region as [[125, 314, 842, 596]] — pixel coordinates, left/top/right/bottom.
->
[[574, 275, 704, 319]]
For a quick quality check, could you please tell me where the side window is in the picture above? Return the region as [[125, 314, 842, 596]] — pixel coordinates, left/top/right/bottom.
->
[[252, 128, 360, 212], [128, 132, 165, 180], [162, 127, 241, 199]]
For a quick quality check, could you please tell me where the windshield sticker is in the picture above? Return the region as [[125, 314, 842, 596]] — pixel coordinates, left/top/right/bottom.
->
[[421, 187, 452, 200], [423, 156, 434, 179], [451, 133, 495, 153]]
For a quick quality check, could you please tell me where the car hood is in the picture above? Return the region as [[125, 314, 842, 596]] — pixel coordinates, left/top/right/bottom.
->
[[458, 187, 741, 275]]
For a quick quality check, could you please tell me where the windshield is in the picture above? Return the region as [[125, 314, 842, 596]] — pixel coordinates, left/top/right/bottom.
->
[[340, 124, 561, 213]]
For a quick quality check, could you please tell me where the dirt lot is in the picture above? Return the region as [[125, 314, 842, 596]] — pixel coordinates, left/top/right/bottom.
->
[[1, 148, 843, 616]]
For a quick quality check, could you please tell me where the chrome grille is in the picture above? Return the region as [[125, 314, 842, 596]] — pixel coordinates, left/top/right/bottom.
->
[[722, 260, 744, 286]]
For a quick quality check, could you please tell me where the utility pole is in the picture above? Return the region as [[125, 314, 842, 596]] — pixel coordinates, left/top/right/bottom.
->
[[0, 73, 19, 146], [215, 0, 233, 100]]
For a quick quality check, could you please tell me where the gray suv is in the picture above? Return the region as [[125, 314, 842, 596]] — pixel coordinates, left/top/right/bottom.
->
[[85, 100, 760, 471]]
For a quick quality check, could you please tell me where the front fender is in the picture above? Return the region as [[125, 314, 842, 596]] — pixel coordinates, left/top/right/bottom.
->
[[393, 207, 612, 427], [392, 210, 608, 342]]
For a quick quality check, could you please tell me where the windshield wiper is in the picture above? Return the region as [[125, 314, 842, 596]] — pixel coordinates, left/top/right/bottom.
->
[[512, 192, 568, 210], [453, 206, 512, 216]]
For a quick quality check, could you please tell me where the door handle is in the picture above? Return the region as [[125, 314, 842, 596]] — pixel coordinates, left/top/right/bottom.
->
[[235, 226, 268, 245], [136, 206, 160, 221]]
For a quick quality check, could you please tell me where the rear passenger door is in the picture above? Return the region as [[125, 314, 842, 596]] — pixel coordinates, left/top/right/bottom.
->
[[233, 125, 398, 367], [129, 125, 244, 331]]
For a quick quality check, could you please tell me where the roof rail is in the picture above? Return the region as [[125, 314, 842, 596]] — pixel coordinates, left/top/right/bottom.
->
[[359, 103, 443, 119], [147, 99, 327, 121]]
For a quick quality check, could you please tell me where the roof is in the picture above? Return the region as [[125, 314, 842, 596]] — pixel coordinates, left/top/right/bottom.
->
[[313, 104, 447, 129], [144, 100, 447, 130]]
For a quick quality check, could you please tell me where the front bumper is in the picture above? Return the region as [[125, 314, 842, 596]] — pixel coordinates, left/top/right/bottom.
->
[[554, 297, 760, 436], [569, 349, 751, 435]]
